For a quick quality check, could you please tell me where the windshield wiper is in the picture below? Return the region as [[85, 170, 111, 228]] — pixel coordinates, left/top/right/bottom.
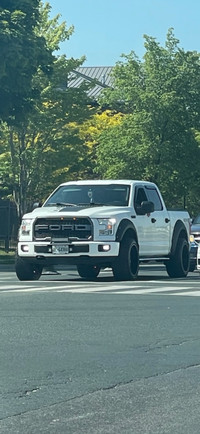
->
[[88, 202, 105, 206], [45, 202, 78, 207], [45, 202, 106, 208]]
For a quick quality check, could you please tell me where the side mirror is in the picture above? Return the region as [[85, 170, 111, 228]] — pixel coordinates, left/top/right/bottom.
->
[[32, 201, 42, 210], [140, 201, 154, 215]]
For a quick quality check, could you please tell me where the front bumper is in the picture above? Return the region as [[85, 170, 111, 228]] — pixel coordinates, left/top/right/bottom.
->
[[17, 241, 120, 266]]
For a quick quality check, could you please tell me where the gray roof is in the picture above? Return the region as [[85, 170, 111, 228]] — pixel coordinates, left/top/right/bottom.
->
[[68, 66, 113, 99]]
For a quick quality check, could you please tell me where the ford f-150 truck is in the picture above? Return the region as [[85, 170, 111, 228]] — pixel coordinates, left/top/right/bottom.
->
[[15, 180, 191, 281]]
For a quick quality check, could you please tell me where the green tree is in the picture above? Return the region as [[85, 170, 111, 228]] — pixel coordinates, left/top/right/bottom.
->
[[68, 109, 123, 179], [0, 2, 95, 217], [0, 0, 52, 122], [96, 29, 200, 214]]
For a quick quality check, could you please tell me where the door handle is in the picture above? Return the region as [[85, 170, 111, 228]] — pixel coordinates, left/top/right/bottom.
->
[[151, 218, 156, 223], [165, 218, 170, 223]]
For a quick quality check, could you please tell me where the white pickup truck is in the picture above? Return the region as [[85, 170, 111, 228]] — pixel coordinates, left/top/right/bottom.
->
[[16, 180, 191, 281]]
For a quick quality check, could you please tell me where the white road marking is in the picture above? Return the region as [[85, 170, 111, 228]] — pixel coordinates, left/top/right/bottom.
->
[[57, 284, 144, 293], [0, 285, 34, 290], [114, 286, 192, 294], [171, 291, 200, 297], [0, 284, 87, 293], [0, 279, 199, 296], [58, 284, 198, 295]]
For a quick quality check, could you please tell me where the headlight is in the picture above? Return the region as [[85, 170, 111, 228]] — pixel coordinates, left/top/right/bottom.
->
[[97, 218, 116, 236], [21, 219, 32, 235]]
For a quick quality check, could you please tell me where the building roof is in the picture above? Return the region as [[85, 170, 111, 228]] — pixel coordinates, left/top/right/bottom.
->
[[68, 66, 113, 99]]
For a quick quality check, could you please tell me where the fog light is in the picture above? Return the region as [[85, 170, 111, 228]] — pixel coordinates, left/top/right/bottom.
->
[[21, 245, 29, 252], [98, 244, 111, 252]]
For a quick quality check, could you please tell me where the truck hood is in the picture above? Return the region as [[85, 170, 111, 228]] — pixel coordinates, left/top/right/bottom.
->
[[23, 205, 131, 219]]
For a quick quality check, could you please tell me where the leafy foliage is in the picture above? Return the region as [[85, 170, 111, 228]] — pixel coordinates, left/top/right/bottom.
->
[[0, 2, 95, 217], [75, 110, 123, 178], [0, 0, 53, 123], [1, 18, 200, 218], [96, 29, 200, 214]]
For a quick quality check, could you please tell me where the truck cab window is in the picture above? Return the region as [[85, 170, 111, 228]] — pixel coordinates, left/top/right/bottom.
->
[[134, 188, 148, 215], [146, 188, 163, 211]]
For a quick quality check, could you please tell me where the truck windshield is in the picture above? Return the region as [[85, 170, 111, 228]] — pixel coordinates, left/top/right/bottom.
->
[[44, 184, 130, 207]]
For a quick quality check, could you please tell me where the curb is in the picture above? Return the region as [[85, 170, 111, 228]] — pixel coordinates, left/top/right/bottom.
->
[[0, 263, 76, 272], [0, 263, 15, 271]]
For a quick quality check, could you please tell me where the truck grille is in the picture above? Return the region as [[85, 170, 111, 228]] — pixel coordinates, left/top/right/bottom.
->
[[33, 217, 93, 241]]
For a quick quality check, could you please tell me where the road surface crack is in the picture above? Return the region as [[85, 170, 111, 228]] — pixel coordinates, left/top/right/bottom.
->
[[145, 337, 200, 352]]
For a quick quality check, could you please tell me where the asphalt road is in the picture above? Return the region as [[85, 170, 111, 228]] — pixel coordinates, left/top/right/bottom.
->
[[0, 265, 200, 433]]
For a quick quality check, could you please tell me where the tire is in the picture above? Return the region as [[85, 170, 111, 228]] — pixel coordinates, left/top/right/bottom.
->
[[77, 264, 100, 280], [15, 256, 43, 281], [166, 237, 189, 278], [112, 237, 139, 281]]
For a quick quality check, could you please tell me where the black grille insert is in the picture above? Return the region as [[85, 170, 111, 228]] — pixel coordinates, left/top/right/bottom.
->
[[34, 217, 93, 241]]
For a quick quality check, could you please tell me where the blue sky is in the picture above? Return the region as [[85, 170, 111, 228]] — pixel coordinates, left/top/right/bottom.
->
[[49, 0, 200, 66]]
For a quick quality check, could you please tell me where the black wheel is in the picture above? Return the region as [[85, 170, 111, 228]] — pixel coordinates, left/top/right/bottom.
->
[[112, 237, 139, 281], [166, 237, 189, 278], [77, 264, 100, 280], [15, 257, 43, 281]]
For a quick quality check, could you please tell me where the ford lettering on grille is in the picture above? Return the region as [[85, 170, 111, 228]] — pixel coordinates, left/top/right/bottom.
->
[[34, 218, 93, 241], [35, 224, 89, 231]]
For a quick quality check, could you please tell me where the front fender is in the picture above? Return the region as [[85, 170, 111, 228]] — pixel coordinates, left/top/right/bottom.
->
[[116, 219, 138, 243]]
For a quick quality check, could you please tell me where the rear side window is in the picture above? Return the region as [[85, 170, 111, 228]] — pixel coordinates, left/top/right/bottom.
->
[[146, 188, 163, 211]]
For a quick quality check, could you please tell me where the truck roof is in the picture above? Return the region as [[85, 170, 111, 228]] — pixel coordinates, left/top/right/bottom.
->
[[60, 180, 156, 187]]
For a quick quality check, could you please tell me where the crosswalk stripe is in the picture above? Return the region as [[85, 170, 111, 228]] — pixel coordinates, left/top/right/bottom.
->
[[171, 291, 200, 296], [0, 279, 199, 295], [0, 284, 87, 293], [113, 286, 192, 295], [57, 285, 196, 294], [57, 284, 144, 293], [2, 285, 196, 295], [0, 285, 34, 290]]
